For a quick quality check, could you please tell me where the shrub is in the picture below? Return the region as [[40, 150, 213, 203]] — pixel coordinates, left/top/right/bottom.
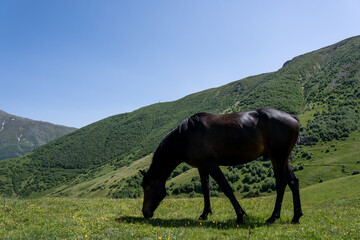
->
[[242, 184, 250, 192], [260, 178, 276, 192], [301, 107, 359, 144], [244, 189, 259, 198]]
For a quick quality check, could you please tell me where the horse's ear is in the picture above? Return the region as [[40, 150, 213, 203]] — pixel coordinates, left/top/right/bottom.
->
[[139, 170, 147, 176]]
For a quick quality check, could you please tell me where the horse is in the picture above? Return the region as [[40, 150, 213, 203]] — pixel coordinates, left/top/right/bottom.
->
[[140, 108, 303, 224]]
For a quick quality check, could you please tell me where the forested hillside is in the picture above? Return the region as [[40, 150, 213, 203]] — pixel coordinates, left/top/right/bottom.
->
[[0, 110, 76, 160], [0, 36, 359, 198]]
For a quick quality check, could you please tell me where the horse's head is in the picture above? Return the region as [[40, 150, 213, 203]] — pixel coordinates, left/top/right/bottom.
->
[[140, 170, 166, 219]]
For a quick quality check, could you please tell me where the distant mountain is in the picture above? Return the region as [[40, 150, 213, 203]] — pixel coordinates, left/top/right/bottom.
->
[[0, 110, 76, 160], [0, 36, 359, 198]]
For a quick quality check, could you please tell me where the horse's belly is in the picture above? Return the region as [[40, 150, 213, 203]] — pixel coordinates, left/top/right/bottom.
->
[[186, 140, 264, 167]]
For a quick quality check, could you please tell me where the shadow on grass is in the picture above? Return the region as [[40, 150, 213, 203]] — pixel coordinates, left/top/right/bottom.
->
[[115, 215, 269, 229]]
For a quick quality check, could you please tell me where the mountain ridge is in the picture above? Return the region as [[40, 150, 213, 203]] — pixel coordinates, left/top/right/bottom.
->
[[0, 110, 76, 160]]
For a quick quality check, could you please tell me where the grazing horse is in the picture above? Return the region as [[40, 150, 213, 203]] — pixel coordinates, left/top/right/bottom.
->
[[140, 108, 303, 224]]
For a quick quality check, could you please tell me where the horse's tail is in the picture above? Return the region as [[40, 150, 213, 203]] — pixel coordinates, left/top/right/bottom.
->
[[289, 114, 307, 144], [289, 114, 310, 145], [297, 135, 311, 145]]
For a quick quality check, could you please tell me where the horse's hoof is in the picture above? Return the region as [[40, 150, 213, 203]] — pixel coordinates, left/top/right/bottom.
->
[[265, 219, 274, 225], [236, 216, 244, 224], [291, 216, 301, 224], [198, 215, 208, 220], [265, 216, 279, 225], [291, 213, 303, 224]]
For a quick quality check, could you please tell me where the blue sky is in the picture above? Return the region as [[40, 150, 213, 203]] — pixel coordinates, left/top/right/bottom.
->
[[1, 0, 359, 128]]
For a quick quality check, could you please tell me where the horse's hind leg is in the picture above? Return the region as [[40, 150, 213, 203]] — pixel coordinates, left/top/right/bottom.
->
[[286, 166, 303, 223], [266, 158, 287, 224], [204, 162, 246, 224], [198, 168, 212, 220]]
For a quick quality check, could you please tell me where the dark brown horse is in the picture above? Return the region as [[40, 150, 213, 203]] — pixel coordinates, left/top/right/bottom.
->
[[141, 108, 303, 224]]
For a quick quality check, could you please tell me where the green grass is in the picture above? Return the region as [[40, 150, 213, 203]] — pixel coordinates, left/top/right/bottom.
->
[[1, 174, 359, 239]]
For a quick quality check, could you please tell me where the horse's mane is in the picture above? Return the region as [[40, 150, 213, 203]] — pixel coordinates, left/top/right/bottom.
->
[[178, 113, 202, 134], [151, 114, 203, 166]]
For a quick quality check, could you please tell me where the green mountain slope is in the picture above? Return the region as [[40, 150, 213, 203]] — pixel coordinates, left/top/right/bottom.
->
[[0, 36, 359, 198], [0, 110, 76, 160]]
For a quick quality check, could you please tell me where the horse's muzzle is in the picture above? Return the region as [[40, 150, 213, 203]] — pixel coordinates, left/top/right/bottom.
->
[[142, 209, 153, 219]]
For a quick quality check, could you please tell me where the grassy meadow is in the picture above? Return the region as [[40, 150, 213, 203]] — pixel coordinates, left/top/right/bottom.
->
[[1, 174, 359, 239]]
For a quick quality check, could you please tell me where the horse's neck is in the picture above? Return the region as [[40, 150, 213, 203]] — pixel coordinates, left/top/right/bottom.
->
[[148, 156, 182, 182]]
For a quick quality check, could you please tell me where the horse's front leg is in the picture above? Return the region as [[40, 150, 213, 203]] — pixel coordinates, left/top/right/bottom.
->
[[204, 162, 246, 224], [198, 168, 212, 220]]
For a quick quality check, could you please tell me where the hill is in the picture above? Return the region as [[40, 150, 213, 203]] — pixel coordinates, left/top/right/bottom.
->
[[0, 110, 76, 160], [0, 36, 359, 198]]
